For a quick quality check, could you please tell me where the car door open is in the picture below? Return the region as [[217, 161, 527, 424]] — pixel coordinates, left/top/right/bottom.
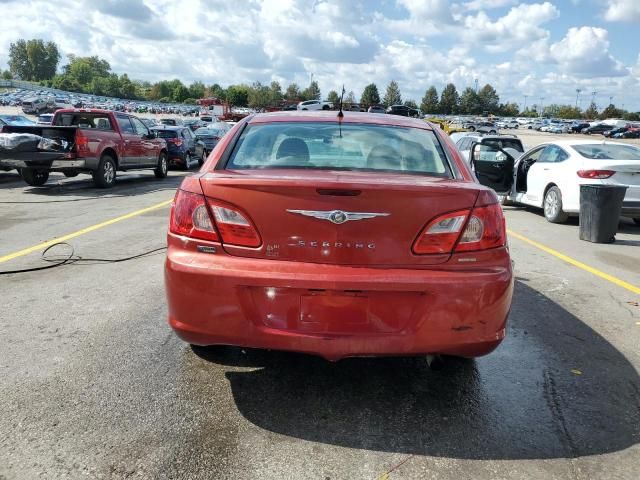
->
[[470, 143, 515, 194]]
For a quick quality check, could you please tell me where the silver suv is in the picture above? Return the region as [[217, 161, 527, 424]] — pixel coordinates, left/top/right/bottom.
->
[[455, 134, 525, 166]]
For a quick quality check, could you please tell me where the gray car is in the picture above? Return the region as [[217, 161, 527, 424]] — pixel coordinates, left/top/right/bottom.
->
[[194, 123, 231, 158], [455, 134, 525, 167]]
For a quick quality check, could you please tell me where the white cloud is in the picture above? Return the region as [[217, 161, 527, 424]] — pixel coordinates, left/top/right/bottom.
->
[[604, 0, 640, 22], [549, 27, 627, 78], [461, 0, 516, 11], [461, 2, 559, 52]]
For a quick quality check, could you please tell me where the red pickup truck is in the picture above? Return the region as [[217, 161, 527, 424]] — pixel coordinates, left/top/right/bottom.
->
[[0, 109, 168, 188]]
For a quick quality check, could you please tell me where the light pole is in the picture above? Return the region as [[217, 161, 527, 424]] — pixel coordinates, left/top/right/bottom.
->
[[523, 95, 528, 111], [591, 90, 597, 108], [474, 78, 479, 93], [539, 96, 545, 117], [575, 88, 581, 108], [609, 95, 613, 106]]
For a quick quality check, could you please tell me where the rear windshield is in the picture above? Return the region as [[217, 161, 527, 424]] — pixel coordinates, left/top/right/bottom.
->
[[155, 130, 178, 139], [227, 122, 451, 176], [483, 138, 524, 152], [572, 144, 640, 160], [54, 113, 113, 130]]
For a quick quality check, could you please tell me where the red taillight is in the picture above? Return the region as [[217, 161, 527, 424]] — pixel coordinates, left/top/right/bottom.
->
[[169, 190, 219, 241], [454, 204, 506, 252], [577, 170, 615, 179], [169, 138, 183, 147], [207, 200, 261, 247], [75, 131, 89, 153], [413, 209, 470, 254], [413, 203, 506, 255]]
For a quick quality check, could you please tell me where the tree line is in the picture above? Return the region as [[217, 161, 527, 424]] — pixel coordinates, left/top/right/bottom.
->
[[3, 38, 638, 120]]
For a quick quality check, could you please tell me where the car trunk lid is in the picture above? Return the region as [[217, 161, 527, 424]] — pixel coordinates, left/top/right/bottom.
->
[[199, 170, 480, 266]]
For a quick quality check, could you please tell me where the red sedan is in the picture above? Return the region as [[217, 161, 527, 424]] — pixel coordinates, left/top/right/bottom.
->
[[165, 111, 513, 361]]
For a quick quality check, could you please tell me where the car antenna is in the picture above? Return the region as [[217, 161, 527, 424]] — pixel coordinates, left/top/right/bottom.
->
[[337, 85, 345, 118]]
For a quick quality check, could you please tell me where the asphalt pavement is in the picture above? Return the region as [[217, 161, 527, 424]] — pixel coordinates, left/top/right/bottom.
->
[[0, 170, 639, 480]]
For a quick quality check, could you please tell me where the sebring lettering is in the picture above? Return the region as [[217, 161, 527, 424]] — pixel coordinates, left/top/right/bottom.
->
[[288, 240, 376, 250]]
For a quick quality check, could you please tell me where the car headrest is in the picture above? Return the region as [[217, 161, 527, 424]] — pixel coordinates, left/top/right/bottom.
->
[[367, 144, 401, 169], [275, 138, 309, 163]]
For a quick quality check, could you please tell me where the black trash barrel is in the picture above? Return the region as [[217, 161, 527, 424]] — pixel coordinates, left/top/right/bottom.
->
[[579, 185, 627, 243]]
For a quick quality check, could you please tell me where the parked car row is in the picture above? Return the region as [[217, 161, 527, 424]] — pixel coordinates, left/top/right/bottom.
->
[[0, 88, 208, 118]]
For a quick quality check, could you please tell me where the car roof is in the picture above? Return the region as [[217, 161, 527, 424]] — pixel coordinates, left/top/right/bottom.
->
[[54, 108, 118, 115], [247, 111, 432, 129], [546, 139, 637, 147], [150, 125, 183, 130], [460, 134, 521, 142]]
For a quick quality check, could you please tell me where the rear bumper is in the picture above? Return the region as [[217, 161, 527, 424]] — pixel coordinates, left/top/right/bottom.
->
[[0, 154, 93, 171], [165, 236, 514, 361], [622, 201, 640, 217], [166, 148, 186, 164]]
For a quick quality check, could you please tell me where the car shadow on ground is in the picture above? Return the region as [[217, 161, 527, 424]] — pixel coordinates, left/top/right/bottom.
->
[[0, 171, 22, 185], [192, 280, 639, 460], [0, 171, 186, 203]]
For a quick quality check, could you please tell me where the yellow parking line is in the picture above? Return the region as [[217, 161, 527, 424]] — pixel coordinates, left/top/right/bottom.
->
[[0, 199, 172, 264], [507, 229, 640, 295]]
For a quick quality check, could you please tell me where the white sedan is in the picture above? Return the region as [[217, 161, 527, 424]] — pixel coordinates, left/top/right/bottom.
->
[[471, 140, 640, 224], [297, 100, 332, 111]]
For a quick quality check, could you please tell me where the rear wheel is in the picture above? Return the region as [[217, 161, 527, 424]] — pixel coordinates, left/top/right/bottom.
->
[[543, 186, 569, 223], [499, 195, 514, 207], [199, 149, 207, 166], [92, 155, 116, 188], [183, 152, 193, 170], [633, 218, 640, 226], [489, 130, 497, 134], [154, 151, 168, 178], [21, 168, 49, 186]]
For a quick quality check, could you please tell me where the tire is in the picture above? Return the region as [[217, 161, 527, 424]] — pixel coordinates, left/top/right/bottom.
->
[[322, 105, 329, 110], [154, 151, 168, 179], [63, 171, 79, 178], [199, 149, 207, 166], [500, 195, 514, 207], [183, 152, 193, 170], [633, 218, 640, 226], [21, 168, 49, 186], [543, 186, 569, 223], [92, 154, 116, 188], [489, 130, 496, 134], [468, 126, 476, 132]]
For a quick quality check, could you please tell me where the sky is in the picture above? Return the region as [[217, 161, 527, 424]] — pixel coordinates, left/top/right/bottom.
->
[[0, 0, 639, 110]]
